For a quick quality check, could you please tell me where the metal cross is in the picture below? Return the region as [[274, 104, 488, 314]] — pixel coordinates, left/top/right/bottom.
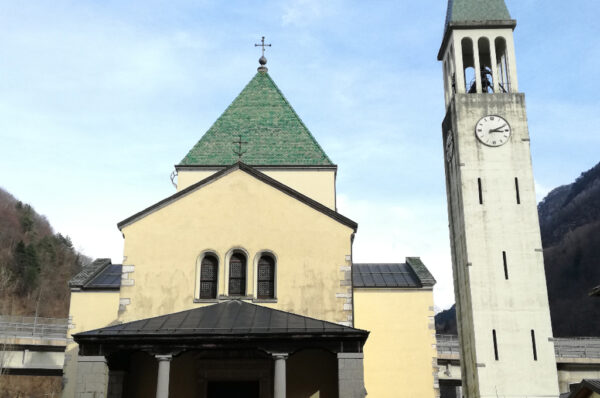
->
[[255, 36, 271, 57], [232, 134, 248, 161]]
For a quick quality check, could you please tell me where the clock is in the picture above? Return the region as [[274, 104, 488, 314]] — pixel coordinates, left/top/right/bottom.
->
[[445, 130, 454, 162], [475, 115, 511, 147]]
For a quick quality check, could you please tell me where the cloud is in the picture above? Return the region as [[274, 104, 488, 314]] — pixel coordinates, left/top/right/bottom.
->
[[280, 0, 339, 26], [535, 180, 551, 203]]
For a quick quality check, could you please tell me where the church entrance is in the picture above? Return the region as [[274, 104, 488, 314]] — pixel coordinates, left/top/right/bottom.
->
[[207, 381, 260, 398]]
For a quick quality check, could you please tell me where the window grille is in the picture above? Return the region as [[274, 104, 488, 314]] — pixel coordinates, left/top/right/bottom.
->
[[257, 255, 275, 299], [229, 253, 247, 296], [200, 255, 218, 299]]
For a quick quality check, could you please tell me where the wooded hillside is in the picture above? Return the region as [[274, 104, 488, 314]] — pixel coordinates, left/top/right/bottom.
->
[[0, 187, 88, 317]]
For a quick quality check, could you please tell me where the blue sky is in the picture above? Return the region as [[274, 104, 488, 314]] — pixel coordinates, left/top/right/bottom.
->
[[1, 1, 598, 310]]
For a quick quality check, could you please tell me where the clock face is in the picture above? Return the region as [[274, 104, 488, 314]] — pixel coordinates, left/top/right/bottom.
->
[[475, 115, 511, 147], [445, 130, 454, 162]]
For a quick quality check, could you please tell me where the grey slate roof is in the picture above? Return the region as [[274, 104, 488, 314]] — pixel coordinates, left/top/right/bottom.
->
[[69, 258, 121, 290], [69, 258, 110, 288], [565, 379, 600, 397], [86, 264, 122, 290], [75, 300, 367, 337], [353, 257, 436, 289], [406, 257, 437, 287], [587, 380, 600, 390]]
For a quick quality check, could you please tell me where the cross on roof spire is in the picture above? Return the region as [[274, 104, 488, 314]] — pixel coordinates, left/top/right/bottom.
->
[[232, 134, 248, 161], [255, 36, 271, 71], [255, 36, 271, 57]]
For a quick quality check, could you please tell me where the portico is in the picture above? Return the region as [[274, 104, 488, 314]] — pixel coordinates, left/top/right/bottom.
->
[[73, 300, 368, 398]]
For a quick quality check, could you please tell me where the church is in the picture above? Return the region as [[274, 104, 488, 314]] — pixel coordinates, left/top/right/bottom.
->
[[62, 29, 437, 398], [62, 1, 568, 397]]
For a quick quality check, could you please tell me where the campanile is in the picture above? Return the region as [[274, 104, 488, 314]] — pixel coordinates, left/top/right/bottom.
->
[[438, 1, 560, 396]]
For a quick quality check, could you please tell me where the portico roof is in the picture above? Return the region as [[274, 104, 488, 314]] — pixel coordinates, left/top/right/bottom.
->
[[75, 301, 368, 356], [75, 300, 367, 340]]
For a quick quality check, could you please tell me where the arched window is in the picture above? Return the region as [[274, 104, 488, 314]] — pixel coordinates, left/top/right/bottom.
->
[[257, 255, 275, 299], [461, 38, 475, 93], [200, 254, 218, 299], [495, 37, 510, 92], [228, 252, 247, 296], [478, 37, 494, 93]]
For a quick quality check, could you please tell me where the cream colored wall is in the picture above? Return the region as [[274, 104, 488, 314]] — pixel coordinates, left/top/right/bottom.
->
[[62, 291, 120, 398], [177, 168, 336, 210], [354, 289, 437, 398], [558, 366, 600, 394], [120, 168, 353, 324], [177, 170, 215, 191]]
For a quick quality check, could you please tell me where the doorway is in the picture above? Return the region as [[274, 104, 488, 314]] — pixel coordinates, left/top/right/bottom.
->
[[207, 381, 260, 398]]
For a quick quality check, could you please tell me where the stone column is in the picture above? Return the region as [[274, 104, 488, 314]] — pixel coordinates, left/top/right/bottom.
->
[[76, 356, 109, 398], [272, 353, 288, 398], [155, 354, 173, 398], [338, 353, 366, 398]]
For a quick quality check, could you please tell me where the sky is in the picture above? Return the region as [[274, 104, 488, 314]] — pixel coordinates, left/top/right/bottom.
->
[[1, 0, 599, 311]]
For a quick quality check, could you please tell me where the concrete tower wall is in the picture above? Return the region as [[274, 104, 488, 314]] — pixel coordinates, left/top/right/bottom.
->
[[440, 21, 560, 398]]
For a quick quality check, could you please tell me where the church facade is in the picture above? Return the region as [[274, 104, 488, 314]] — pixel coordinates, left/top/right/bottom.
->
[[62, 53, 438, 398]]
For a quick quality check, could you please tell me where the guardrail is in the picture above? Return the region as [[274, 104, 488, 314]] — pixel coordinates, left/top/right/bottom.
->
[[554, 337, 600, 359], [436, 335, 600, 360], [0, 315, 69, 340], [436, 334, 460, 356]]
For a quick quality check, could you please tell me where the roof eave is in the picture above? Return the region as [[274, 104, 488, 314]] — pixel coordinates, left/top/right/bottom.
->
[[437, 19, 517, 60], [74, 330, 369, 342], [406, 257, 437, 287], [68, 259, 112, 288], [175, 164, 338, 172]]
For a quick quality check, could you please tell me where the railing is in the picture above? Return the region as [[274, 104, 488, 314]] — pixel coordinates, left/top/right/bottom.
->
[[0, 315, 69, 340], [436, 334, 460, 357], [436, 335, 600, 360], [554, 337, 600, 359]]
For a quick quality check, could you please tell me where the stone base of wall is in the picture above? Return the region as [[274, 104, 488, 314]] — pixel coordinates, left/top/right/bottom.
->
[[338, 353, 367, 398], [76, 356, 109, 398]]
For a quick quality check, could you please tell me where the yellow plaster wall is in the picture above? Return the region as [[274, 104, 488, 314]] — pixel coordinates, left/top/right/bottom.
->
[[62, 291, 120, 398], [177, 169, 336, 209], [120, 169, 353, 324], [354, 289, 437, 398]]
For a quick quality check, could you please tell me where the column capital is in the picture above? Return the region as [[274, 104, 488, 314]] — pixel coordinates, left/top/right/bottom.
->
[[271, 352, 288, 360], [337, 352, 364, 359], [155, 354, 173, 362]]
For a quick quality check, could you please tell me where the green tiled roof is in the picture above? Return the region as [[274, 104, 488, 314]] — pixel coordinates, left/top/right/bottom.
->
[[179, 71, 333, 167], [445, 0, 511, 26]]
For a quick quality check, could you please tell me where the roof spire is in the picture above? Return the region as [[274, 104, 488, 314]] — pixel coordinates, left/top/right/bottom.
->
[[254, 36, 271, 72]]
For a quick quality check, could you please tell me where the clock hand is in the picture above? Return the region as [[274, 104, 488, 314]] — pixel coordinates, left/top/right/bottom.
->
[[489, 124, 508, 133]]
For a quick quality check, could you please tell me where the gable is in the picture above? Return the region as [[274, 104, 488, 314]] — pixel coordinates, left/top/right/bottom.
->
[[118, 162, 356, 232]]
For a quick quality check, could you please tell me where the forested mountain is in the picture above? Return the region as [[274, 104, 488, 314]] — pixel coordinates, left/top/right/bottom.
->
[[436, 162, 600, 337], [0, 187, 88, 318]]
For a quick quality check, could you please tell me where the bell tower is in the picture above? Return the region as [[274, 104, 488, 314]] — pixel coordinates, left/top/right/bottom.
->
[[438, 1, 559, 397]]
